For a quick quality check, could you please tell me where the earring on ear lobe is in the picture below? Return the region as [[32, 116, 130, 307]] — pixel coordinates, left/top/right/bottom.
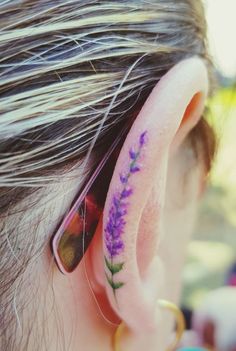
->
[[113, 299, 186, 351]]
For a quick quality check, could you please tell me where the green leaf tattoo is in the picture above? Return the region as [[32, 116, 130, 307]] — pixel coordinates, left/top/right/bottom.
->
[[105, 273, 125, 290], [105, 256, 124, 274]]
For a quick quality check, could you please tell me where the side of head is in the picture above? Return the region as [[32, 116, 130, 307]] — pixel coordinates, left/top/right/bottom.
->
[[0, 1, 216, 350]]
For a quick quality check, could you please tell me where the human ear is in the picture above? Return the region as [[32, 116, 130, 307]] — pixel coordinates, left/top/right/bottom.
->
[[89, 57, 208, 348]]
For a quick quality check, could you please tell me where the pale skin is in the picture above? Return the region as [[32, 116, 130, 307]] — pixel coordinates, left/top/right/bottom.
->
[[16, 58, 208, 351]]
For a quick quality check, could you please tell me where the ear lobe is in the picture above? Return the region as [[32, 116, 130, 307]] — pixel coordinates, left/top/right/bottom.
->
[[89, 57, 209, 346]]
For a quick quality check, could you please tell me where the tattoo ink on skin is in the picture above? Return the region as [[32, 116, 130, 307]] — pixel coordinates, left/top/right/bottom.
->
[[104, 131, 147, 297]]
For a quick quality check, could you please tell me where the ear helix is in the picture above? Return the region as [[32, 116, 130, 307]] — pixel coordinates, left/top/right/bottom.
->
[[102, 57, 209, 333]]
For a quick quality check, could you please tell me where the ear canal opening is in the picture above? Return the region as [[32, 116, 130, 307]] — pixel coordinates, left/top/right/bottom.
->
[[181, 92, 203, 126]]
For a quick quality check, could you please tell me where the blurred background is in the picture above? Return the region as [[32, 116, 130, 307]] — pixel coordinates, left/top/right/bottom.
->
[[181, 0, 236, 321]]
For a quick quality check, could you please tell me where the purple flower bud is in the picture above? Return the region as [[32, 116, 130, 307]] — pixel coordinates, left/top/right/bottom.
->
[[111, 241, 124, 256], [108, 212, 115, 223], [114, 217, 126, 230], [139, 131, 147, 146], [105, 232, 112, 243], [121, 186, 133, 198], [129, 148, 136, 160], [119, 200, 128, 209], [113, 195, 120, 208], [130, 164, 140, 173], [105, 220, 113, 234], [109, 206, 115, 216], [116, 208, 127, 218], [113, 228, 124, 239], [113, 240, 124, 250], [111, 249, 118, 257], [119, 173, 128, 184], [106, 243, 113, 255]]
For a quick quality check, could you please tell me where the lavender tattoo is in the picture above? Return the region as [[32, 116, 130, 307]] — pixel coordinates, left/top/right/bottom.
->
[[104, 131, 147, 296]]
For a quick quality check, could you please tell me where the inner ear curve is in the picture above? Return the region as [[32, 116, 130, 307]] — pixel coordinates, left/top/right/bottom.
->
[[171, 90, 206, 152], [181, 92, 204, 126]]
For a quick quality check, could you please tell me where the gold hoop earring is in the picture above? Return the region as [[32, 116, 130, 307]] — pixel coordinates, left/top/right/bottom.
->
[[113, 299, 186, 351], [158, 299, 186, 351]]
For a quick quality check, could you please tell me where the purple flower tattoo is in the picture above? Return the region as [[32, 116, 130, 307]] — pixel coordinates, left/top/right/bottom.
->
[[104, 131, 147, 295]]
